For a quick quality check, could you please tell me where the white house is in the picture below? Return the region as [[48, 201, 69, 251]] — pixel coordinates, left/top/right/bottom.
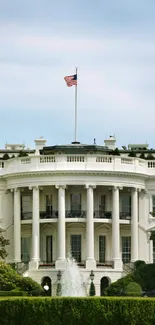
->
[[0, 136, 155, 296]]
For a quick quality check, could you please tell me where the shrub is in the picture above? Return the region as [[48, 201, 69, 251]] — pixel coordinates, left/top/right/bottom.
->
[[0, 262, 43, 296], [124, 282, 142, 296], [0, 297, 155, 325], [105, 273, 134, 296], [56, 282, 62, 296], [134, 260, 146, 270], [89, 281, 96, 296], [133, 263, 155, 291], [18, 277, 44, 296]]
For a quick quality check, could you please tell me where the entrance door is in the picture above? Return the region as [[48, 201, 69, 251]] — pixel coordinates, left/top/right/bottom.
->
[[46, 236, 53, 263], [71, 234, 81, 262]]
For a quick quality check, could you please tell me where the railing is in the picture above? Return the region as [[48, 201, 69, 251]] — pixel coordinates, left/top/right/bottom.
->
[[96, 261, 113, 268], [119, 212, 131, 220], [67, 156, 85, 162], [40, 210, 58, 219], [21, 212, 32, 220], [2, 154, 155, 176], [21, 210, 131, 220], [148, 161, 155, 168], [123, 262, 134, 274], [0, 161, 4, 168], [39, 262, 55, 268], [65, 210, 86, 218], [16, 262, 29, 275], [94, 211, 112, 219]]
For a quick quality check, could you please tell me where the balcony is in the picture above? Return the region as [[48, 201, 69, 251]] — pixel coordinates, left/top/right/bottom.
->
[[119, 212, 131, 220], [40, 211, 58, 219], [21, 212, 32, 220], [96, 261, 113, 268], [21, 210, 131, 221], [94, 211, 112, 219], [65, 210, 86, 218]]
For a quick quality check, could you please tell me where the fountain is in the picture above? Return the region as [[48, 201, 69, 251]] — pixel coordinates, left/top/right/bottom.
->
[[61, 257, 86, 296]]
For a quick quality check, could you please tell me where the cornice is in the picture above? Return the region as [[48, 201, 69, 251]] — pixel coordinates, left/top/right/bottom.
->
[[2, 170, 149, 180]]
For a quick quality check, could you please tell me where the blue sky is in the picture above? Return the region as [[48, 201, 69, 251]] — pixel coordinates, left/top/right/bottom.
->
[[0, 0, 155, 149]]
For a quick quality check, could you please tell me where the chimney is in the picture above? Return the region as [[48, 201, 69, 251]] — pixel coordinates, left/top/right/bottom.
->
[[34, 137, 46, 155], [104, 135, 116, 150]]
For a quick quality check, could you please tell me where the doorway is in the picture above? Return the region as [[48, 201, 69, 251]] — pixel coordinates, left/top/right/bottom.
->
[[100, 277, 110, 296]]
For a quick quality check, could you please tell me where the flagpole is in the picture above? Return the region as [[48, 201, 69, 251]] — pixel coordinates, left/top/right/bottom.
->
[[74, 67, 78, 142]]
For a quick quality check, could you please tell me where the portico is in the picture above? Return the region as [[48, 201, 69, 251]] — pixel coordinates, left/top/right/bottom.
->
[[12, 184, 141, 270]]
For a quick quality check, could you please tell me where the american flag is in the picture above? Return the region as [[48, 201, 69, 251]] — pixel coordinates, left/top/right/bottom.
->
[[64, 74, 77, 87]]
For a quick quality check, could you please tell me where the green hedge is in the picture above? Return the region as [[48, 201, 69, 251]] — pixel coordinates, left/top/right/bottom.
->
[[0, 291, 27, 297], [0, 297, 155, 325]]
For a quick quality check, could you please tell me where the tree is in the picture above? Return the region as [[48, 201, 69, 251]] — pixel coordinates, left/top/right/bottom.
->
[[128, 151, 136, 158], [0, 262, 44, 295], [110, 148, 120, 156], [139, 152, 145, 159], [0, 231, 9, 259], [89, 281, 96, 296]]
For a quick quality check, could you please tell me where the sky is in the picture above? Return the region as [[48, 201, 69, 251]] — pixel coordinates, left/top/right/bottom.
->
[[0, 0, 155, 149]]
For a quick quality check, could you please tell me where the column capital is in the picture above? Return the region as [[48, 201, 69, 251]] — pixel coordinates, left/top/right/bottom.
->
[[55, 185, 67, 190], [85, 184, 96, 189], [12, 187, 20, 193], [29, 186, 39, 191], [113, 185, 123, 191], [132, 187, 141, 193]]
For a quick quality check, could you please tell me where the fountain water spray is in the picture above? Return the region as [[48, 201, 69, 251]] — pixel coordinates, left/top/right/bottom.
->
[[61, 256, 86, 297]]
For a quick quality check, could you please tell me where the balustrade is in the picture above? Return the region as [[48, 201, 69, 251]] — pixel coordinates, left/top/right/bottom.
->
[[1, 154, 155, 175]]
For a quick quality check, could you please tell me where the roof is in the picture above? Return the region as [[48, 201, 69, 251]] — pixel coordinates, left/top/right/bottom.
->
[[40, 143, 111, 155]]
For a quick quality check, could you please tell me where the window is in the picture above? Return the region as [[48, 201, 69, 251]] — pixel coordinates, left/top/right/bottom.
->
[[152, 196, 155, 212], [121, 196, 131, 215], [21, 237, 30, 262], [70, 194, 81, 212], [99, 195, 106, 213], [153, 241, 155, 263], [46, 236, 53, 263], [21, 196, 32, 219], [122, 237, 131, 263], [99, 236, 106, 263], [71, 235, 81, 262], [46, 195, 53, 216]]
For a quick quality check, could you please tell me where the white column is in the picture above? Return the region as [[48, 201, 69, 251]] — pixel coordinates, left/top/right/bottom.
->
[[112, 186, 122, 269], [29, 186, 40, 269], [149, 195, 153, 213], [131, 188, 139, 262], [14, 188, 21, 262], [55, 185, 66, 269], [86, 185, 96, 269]]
